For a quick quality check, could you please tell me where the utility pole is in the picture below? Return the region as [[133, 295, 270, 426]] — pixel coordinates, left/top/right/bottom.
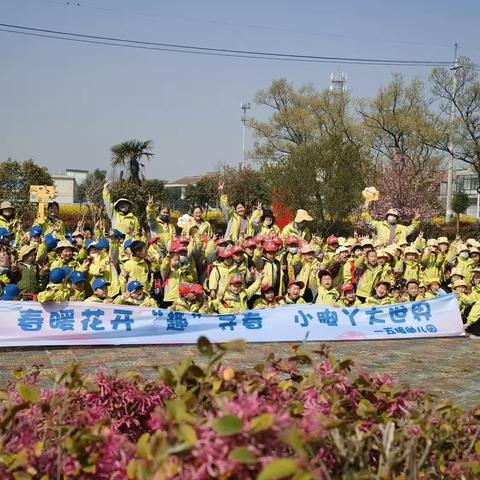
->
[[445, 43, 459, 222], [240, 101, 251, 168]]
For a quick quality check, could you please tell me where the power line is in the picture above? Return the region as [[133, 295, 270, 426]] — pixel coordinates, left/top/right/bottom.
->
[[0, 22, 457, 67], [11, 0, 453, 49]]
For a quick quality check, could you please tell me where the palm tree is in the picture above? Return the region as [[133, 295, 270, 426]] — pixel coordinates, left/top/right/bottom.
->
[[110, 140, 154, 185]]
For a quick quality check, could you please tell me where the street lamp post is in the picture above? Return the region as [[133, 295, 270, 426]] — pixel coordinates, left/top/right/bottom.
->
[[240, 101, 251, 168], [445, 43, 461, 222]]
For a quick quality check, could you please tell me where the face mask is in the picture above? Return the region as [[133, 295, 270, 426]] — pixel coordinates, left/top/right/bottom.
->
[[179, 255, 189, 265], [160, 214, 170, 223], [460, 251, 469, 259], [288, 247, 298, 254], [387, 215, 397, 225]]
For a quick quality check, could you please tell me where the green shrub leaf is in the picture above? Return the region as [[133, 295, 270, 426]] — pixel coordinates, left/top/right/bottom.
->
[[257, 458, 298, 480], [212, 415, 243, 436], [228, 447, 257, 464], [357, 399, 375, 418], [17, 384, 41, 404], [249, 414, 274, 433]]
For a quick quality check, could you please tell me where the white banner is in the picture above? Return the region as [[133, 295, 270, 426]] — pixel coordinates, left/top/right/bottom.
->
[[0, 294, 464, 346]]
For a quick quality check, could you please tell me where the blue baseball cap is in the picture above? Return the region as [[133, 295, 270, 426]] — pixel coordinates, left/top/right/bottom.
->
[[49, 267, 66, 284], [95, 238, 110, 250], [127, 280, 143, 293], [65, 233, 76, 246], [124, 239, 133, 251], [85, 239, 96, 249], [44, 233, 58, 252], [29, 226, 42, 238], [0, 284, 20, 300], [0, 228, 13, 239], [92, 278, 110, 290], [69, 271, 85, 284], [113, 229, 125, 239]]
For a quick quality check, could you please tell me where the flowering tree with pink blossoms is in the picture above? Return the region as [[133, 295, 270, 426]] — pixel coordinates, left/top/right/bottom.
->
[[367, 154, 442, 223]]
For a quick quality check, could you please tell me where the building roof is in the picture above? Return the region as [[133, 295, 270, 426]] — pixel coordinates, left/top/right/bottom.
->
[[166, 172, 218, 187]]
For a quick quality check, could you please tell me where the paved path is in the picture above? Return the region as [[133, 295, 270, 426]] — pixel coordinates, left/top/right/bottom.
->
[[0, 338, 478, 407]]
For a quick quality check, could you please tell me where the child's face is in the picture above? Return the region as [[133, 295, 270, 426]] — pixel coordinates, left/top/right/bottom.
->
[[345, 291, 356, 301], [233, 253, 244, 263], [320, 275, 332, 289], [72, 281, 84, 291], [73, 235, 84, 246], [405, 253, 417, 262], [95, 286, 108, 299], [418, 286, 426, 295], [265, 251, 276, 261], [375, 284, 388, 297], [61, 247, 74, 261], [471, 253, 480, 263], [134, 248, 147, 259], [185, 292, 197, 302], [245, 247, 255, 256], [223, 256, 233, 266], [454, 286, 466, 295], [367, 252, 377, 266], [235, 204, 246, 216], [170, 254, 180, 268], [131, 288, 145, 301], [473, 274, 480, 286], [193, 208, 203, 221], [303, 252, 315, 262], [439, 243, 449, 253], [230, 283, 242, 294], [288, 285, 301, 299], [407, 283, 419, 297], [264, 290, 275, 301], [451, 274, 462, 284], [47, 204, 59, 218], [377, 257, 386, 266], [430, 283, 440, 292], [24, 252, 36, 264]]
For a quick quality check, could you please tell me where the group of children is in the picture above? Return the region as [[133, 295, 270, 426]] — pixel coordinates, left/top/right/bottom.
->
[[0, 182, 478, 335]]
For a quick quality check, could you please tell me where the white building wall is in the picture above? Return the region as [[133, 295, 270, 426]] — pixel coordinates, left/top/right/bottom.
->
[[52, 176, 75, 204]]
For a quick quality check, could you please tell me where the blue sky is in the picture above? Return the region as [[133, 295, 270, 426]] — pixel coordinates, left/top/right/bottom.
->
[[0, 0, 478, 181]]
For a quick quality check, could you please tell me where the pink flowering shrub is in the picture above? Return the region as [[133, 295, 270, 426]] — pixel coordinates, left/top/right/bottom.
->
[[0, 339, 478, 479]]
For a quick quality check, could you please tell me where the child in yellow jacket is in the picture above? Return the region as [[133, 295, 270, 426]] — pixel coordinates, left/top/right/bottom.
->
[[214, 274, 262, 314], [169, 283, 209, 313], [114, 280, 158, 307], [38, 267, 70, 303], [84, 278, 113, 303]]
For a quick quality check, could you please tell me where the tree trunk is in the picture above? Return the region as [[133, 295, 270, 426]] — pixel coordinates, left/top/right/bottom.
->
[[129, 158, 141, 185], [456, 214, 460, 235]]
